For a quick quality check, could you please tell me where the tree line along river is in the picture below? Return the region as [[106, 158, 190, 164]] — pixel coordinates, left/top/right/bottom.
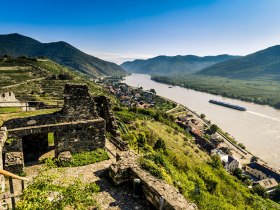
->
[[123, 73, 280, 170]]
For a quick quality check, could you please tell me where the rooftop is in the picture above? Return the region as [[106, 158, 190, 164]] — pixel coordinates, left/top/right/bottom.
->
[[248, 162, 280, 182]]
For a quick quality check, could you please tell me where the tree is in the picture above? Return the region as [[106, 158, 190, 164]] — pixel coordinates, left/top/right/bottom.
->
[[238, 143, 246, 149], [211, 155, 222, 169], [210, 124, 218, 134], [200, 113, 206, 119], [251, 156, 258, 162], [232, 168, 243, 179], [252, 185, 268, 198], [137, 133, 147, 146], [153, 138, 166, 151], [149, 89, 156, 94]]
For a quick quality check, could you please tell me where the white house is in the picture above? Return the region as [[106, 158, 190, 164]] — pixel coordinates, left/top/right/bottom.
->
[[224, 156, 241, 172], [212, 149, 241, 172]]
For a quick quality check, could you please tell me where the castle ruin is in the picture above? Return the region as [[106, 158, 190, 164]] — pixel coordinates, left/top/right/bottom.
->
[[1, 84, 119, 174]]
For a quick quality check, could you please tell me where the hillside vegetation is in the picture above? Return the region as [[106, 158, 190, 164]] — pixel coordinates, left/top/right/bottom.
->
[[115, 107, 280, 210], [197, 45, 280, 78], [0, 33, 126, 77], [121, 54, 239, 75], [152, 74, 280, 109], [0, 57, 114, 110]]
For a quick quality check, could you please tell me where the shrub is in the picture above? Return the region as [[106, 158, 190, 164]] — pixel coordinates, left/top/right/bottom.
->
[[17, 172, 100, 210], [252, 185, 268, 198], [153, 138, 166, 151]]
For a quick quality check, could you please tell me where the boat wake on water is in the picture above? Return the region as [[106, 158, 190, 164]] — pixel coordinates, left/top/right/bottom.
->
[[247, 111, 280, 122]]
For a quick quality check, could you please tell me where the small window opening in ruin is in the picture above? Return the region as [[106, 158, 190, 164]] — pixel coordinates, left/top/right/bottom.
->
[[9, 92, 11, 96], [2, 94, 4, 98]]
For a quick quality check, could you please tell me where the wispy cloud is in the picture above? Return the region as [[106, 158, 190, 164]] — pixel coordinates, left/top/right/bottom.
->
[[88, 51, 154, 64]]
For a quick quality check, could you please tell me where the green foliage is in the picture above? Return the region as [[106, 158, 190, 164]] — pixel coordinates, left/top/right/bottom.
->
[[16, 171, 100, 210], [238, 143, 246, 149], [152, 74, 280, 109], [42, 149, 109, 168], [251, 156, 259, 162], [200, 113, 206, 119], [60, 149, 109, 167], [121, 109, 280, 209], [210, 155, 223, 169], [209, 124, 218, 134], [48, 132, 54, 146], [149, 88, 156, 94], [198, 45, 280, 78], [251, 185, 269, 198], [121, 54, 238, 75], [153, 138, 166, 151], [0, 107, 21, 114], [136, 132, 147, 146]]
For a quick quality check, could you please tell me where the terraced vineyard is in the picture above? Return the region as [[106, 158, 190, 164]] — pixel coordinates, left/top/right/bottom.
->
[[0, 56, 114, 110]]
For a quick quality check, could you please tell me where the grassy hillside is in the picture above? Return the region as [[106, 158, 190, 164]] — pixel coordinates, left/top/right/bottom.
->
[[121, 54, 239, 75], [0, 33, 126, 77], [197, 45, 280, 78], [115, 107, 280, 210]]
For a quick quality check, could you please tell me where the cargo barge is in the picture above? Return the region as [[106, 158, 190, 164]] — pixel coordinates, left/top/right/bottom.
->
[[209, 100, 246, 111]]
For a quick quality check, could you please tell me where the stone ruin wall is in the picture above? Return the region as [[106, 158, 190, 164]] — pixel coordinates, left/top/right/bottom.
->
[[0, 127, 7, 192], [109, 151, 198, 210], [94, 95, 119, 137], [1, 84, 119, 174], [0, 91, 25, 107]]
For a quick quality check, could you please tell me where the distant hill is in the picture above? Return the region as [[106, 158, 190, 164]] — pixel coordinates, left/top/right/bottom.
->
[[121, 54, 239, 75], [197, 45, 280, 78], [0, 33, 126, 77]]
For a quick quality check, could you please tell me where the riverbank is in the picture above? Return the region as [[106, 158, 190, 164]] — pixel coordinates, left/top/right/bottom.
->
[[152, 74, 280, 109], [123, 73, 280, 170], [160, 95, 254, 166]]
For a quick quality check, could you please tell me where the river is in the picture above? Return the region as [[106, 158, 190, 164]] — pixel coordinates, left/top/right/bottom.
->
[[123, 73, 280, 169]]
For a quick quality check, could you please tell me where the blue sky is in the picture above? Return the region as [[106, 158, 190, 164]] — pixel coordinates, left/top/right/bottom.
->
[[0, 0, 280, 64]]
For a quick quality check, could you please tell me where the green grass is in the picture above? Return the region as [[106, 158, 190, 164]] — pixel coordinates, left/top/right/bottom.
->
[[61, 149, 109, 167], [117, 108, 280, 210], [152, 74, 280, 109], [0, 108, 59, 127], [17, 169, 100, 210], [48, 132, 54, 146], [43, 149, 109, 168], [0, 107, 21, 114]]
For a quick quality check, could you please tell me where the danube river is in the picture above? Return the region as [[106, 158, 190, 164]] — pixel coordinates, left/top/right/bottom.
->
[[123, 73, 280, 169]]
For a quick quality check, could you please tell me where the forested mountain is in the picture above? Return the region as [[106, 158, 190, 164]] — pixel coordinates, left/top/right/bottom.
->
[[197, 45, 280, 78], [0, 33, 126, 77], [121, 54, 239, 75]]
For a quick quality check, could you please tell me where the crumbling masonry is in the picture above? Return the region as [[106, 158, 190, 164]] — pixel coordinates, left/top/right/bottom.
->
[[1, 84, 119, 174]]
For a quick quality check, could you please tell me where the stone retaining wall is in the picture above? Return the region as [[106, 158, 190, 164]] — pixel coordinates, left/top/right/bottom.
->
[[109, 151, 198, 210]]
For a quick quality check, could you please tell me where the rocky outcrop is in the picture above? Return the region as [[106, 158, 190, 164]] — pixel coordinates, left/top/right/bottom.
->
[[109, 151, 198, 210]]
